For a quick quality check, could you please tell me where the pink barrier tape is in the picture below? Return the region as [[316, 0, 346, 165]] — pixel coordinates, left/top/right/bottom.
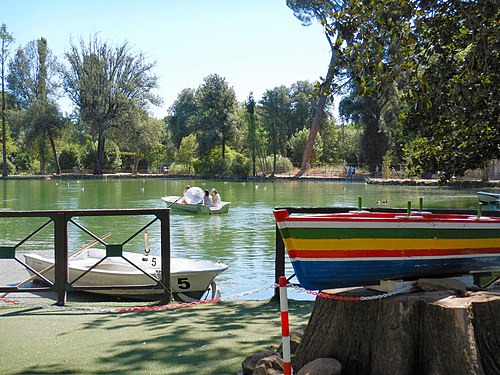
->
[[0, 297, 20, 305], [0, 283, 410, 312], [116, 297, 221, 313]]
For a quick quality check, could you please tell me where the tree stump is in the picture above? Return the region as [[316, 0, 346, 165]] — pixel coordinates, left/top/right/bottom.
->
[[292, 289, 500, 375]]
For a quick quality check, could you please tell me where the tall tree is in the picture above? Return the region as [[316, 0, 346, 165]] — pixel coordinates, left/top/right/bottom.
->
[[245, 93, 258, 177], [62, 34, 161, 174], [260, 85, 291, 176], [195, 74, 237, 159], [8, 38, 63, 174], [0, 24, 14, 177], [338, 0, 499, 182], [167, 88, 197, 148], [287, 0, 345, 177], [112, 104, 166, 173], [340, 83, 400, 173], [288, 80, 317, 136]]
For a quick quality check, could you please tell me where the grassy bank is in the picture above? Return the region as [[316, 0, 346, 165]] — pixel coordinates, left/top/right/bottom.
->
[[0, 299, 312, 375]]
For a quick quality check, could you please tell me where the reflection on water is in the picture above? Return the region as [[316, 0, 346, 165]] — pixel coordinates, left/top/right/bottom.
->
[[0, 178, 483, 300]]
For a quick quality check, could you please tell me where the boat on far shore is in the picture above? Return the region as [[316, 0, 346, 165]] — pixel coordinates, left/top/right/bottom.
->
[[478, 191, 500, 210]]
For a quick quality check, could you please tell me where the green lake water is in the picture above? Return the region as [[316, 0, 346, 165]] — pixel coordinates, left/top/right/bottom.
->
[[0, 178, 483, 300]]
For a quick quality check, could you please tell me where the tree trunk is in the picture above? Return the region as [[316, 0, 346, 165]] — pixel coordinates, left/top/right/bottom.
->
[[295, 48, 337, 178], [48, 130, 61, 175], [292, 289, 500, 375], [94, 134, 105, 175]]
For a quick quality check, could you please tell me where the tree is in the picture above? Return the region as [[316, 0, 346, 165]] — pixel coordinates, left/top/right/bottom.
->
[[175, 133, 197, 174], [195, 74, 238, 159], [339, 83, 400, 173], [62, 34, 161, 175], [167, 88, 198, 148], [260, 86, 291, 176], [1, 24, 14, 177], [289, 128, 323, 163], [335, 0, 500, 181], [24, 100, 64, 174], [8, 38, 64, 174], [402, 0, 500, 181], [287, 0, 345, 177], [112, 104, 166, 173], [288, 80, 318, 136], [245, 93, 258, 177]]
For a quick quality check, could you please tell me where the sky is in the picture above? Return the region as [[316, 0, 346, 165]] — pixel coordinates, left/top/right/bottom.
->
[[2, 0, 331, 119]]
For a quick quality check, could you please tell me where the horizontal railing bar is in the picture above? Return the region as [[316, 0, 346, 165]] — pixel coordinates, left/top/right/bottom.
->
[[0, 208, 170, 218], [3, 287, 52, 292]]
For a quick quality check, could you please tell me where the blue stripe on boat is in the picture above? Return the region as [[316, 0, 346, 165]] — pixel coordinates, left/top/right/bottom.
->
[[291, 256, 500, 290]]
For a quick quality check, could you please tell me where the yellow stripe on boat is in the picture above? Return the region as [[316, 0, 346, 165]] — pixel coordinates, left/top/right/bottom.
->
[[283, 237, 500, 251]]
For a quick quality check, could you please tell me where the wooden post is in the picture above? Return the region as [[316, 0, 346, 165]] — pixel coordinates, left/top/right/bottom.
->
[[54, 212, 68, 306], [159, 209, 171, 304], [274, 224, 286, 301]]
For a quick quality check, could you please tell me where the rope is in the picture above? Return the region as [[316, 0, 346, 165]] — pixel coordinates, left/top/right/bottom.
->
[[289, 284, 414, 301], [116, 284, 277, 313], [0, 283, 412, 311], [0, 297, 20, 305]]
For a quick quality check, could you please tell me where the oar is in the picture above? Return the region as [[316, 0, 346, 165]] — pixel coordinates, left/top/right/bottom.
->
[[167, 195, 184, 207], [0, 232, 112, 297]]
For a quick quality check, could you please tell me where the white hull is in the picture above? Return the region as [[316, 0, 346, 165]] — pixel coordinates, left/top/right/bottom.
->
[[161, 196, 230, 214], [24, 249, 228, 301]]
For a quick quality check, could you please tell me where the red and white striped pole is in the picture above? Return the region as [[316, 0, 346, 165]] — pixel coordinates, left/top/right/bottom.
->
[[279, 276, 292, 375]]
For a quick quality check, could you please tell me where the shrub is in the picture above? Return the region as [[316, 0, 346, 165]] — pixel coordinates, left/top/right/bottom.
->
[[80, 140, 122, 172], [58, 147, 81, 170], [230, 154, 251, 178], [258, 155, 293, 175]]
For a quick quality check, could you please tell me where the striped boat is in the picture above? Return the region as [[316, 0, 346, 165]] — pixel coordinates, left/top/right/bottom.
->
[[273, 209, 500, 290]]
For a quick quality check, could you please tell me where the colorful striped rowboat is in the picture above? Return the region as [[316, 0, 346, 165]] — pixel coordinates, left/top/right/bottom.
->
[[273, 209, 500, 290]]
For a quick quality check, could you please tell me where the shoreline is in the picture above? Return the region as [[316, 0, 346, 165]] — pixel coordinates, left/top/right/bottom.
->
[[2, 172, 500, 188]]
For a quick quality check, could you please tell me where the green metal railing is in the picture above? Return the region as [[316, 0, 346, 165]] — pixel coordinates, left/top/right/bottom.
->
[[0, 208, 170, 305]]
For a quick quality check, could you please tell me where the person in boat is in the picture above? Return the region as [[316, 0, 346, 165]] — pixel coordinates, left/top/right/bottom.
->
[[211, 188, 221, 207], [180, 185, 191, 204], [203, 190, 213, 206]]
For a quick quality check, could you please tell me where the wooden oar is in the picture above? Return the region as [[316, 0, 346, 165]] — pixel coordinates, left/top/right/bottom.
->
[[0, 232, 112, 297], [166, 195, 184, 207]]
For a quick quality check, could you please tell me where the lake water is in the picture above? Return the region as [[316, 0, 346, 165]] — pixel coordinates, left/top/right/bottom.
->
[[0, 178, 482, 300]]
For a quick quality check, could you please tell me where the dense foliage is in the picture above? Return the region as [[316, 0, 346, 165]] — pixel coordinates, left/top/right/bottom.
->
[[1, 0, 497, 180]]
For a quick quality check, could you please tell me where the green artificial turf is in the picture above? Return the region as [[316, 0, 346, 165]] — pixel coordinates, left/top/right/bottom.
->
[[0, 299, 312, 374]]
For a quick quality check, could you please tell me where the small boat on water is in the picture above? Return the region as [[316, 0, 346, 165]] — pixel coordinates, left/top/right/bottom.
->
[[161, 186, 230, 214], [161, 196, 231, 214], [477, 191, 500, 210], [273, 209, 500, 290], [24, 249, 228, 301]]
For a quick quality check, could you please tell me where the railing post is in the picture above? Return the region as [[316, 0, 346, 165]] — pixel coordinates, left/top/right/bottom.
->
[[274, 224, 286, 301], [159, 209, 171, 304], [54, 212, 68, 306]]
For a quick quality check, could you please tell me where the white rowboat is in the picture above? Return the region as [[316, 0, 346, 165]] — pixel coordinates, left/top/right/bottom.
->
[[161, 195, 231, 214], [24, 248, 228, 301]]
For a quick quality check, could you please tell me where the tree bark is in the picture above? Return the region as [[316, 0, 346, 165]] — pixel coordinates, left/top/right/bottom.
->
[[295, 46, 337, 178], [48, 130, 61, 175], [292, 289, 500, 375]]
